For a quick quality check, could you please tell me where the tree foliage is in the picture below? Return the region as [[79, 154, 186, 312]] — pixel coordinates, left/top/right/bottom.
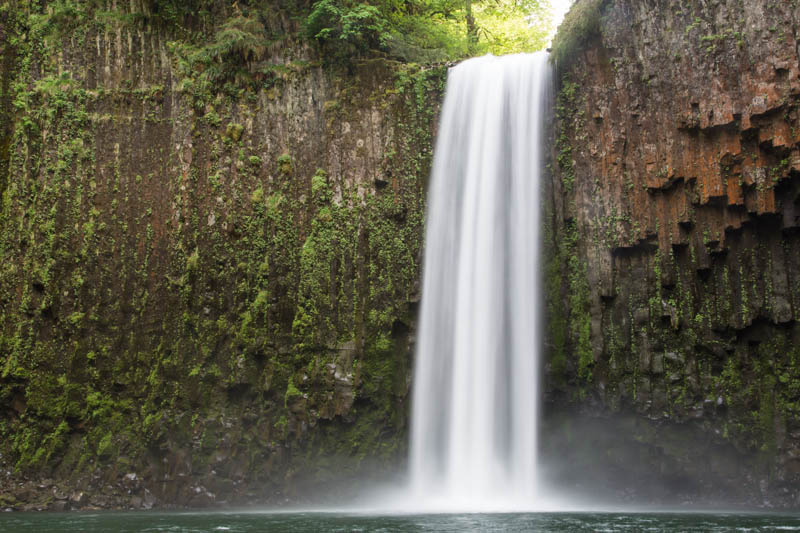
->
[[305, 0, 390, 61], [305, 0, 555, 64], [17, 0, 556, 78], [472, 0, 553, 54]]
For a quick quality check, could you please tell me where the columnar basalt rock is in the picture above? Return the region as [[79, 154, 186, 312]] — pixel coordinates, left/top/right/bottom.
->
[[0, 4, 444, 509], [546, 0, 800, 507]]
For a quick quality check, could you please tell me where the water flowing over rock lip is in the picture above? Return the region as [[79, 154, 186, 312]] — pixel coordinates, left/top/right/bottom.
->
[[407, 51, 552, 510]]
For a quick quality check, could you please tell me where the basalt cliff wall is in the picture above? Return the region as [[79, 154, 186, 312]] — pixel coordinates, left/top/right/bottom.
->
[[545, 0, 800, 508], [4, 0, 800, 513], [0, 2, 443, 510]]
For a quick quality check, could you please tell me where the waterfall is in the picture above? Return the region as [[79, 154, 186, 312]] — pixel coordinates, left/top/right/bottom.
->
[[409, 53, 551, 511]]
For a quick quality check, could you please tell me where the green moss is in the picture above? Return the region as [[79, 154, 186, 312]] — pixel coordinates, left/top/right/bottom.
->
[[96, 431, 114, 458], [311, 169, 331, 203], [274, 415, 288, 439], [186, 248, 200, 272], [550, 0, 609, 71], [250, 186, 264, 204], [0, 5, 444, 495], [544, 221, 568, 383], [67, 311, 85, 326], [284, 376, 302, 407], [563, 221, 593, 383], [276, 154, 292, 175], [225, 122, 244, 141]]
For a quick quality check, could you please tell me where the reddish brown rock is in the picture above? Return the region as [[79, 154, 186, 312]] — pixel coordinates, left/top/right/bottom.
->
[[547, 0, 800, 508]]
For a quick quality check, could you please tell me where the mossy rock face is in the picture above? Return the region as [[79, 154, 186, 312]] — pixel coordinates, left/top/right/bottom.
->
[[545, 0, 800, 508], [225, 123, 244, 142], [549, 0, 608, 71], [0, 1, 445, 508]]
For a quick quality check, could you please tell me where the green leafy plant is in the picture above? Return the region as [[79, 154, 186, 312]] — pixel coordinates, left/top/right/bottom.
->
[[305, 0, 390, 63]]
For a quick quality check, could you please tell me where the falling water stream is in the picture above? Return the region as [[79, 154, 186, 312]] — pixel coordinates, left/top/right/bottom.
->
[[409, 52, 552, 511]]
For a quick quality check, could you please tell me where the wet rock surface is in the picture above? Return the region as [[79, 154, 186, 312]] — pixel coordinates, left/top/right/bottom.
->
[[0, 3, 440, 510], [546, 0, 800, 508]]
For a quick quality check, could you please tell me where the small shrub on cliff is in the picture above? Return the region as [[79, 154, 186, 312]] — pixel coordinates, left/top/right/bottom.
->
[[204, 15, 267, 67], [305, 0, 390, 63], [170, 11, 269, 92]]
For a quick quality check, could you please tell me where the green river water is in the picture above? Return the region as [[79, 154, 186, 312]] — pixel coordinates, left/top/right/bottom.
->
[[1, 511, 799, 532]]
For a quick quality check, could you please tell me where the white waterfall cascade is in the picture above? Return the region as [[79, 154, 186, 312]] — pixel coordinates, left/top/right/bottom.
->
[[408, 52, 552, 511]]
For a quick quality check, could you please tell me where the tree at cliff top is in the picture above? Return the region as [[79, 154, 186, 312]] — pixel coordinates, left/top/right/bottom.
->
[[305, 0, 555, 64]]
